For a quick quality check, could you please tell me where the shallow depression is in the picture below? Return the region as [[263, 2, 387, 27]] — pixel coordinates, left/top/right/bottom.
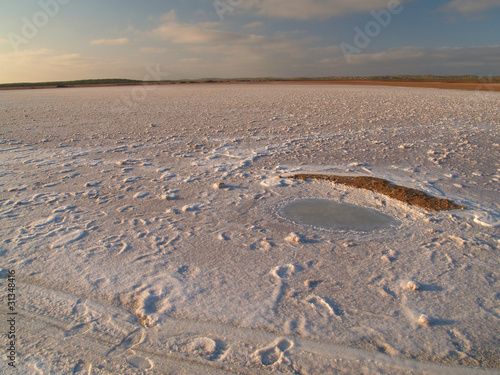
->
[[281, 199, 399, 231]]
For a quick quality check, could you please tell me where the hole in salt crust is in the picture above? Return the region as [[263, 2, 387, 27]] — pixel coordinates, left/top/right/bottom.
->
[[281, 199, 399, 231]]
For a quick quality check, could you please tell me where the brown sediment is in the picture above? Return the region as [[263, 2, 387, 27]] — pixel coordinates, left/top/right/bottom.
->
[[287, 174, 466, 211]]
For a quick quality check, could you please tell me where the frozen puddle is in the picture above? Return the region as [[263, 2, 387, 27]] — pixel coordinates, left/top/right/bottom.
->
[[282, 199, 399, 231]]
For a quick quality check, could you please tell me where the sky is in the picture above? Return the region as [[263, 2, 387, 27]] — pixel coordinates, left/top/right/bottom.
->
[[0, 0, 499, 83]]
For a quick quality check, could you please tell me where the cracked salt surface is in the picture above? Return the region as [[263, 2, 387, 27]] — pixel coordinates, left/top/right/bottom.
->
[[0, 84, 499, 374]]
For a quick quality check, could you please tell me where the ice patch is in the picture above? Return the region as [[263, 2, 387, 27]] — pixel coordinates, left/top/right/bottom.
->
[[281, 199, 399, 231]]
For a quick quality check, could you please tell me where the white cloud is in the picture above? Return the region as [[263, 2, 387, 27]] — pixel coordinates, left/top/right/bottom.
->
[[151, 21, 265, 44], [349, 45, 500, 64], [141, 12, 498, 79], [163, 34, 345, 79], [161, 9, 178, 22], [443, 0, 500, 13], [0, 49, 86, 82], [0, 49, 137, 83], [237, 0, 402, 20], [143, 10, 333, 77], [90, 38, 130, 46], [333, 45, 500, 76], [242, 21, 265, 29], [4, 4, 498, 85], [179, 57, 203, 64], [140, 47, 169, 53]]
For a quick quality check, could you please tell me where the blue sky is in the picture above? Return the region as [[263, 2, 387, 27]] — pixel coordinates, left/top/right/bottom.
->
[[1, 0, 499, 83]]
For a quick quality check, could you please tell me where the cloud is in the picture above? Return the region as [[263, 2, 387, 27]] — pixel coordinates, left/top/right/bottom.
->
[[0, 38, 10, 45], [164, 33, 345, 79], [90, 38, 130, 46], [140, 47, 169, 53], [237, 0, 401, 20], [335, 45, 500, 75], [349, 45, 500, 63], [0, 49, 138, 83], [443, 0, 500, 13], [161, 9, 177, 22], [151, 21, 266, 44], [0, 49, 87, 82], [242, 21, 265, 29]]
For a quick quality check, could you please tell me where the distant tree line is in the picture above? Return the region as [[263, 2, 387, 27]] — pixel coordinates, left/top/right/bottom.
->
[[1, 75, 499, 89]]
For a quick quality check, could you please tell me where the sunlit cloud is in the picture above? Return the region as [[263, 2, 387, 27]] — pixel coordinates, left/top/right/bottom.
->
[[150, 18, 265, 45], [140, 46, 169, 53], [0, 49, 136, 83], [334, 45, 500, 76], [443, 0, 500, 13], [0, 2, 499, 83], [90, 38, 130, 46], [237, 0, 403, 20], [348, 45, 500, 64], [242, 21, 265, 29]]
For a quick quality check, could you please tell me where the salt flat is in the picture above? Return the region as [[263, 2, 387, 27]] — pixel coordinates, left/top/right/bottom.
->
[[0, 84, 499, 374]]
